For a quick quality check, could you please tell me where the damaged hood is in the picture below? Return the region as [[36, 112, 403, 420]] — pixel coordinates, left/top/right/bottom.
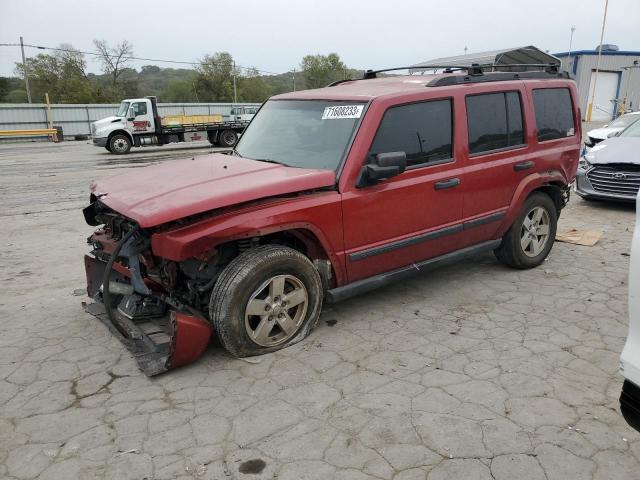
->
[[585, 138, 640, 165], [91, 153, 336, 227]]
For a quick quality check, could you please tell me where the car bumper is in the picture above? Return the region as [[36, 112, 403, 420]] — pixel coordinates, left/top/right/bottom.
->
[[574, 169, 638, 203], [93, 137, 108, 147]]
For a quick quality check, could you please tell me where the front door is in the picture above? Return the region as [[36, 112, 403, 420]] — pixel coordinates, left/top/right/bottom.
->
[[341, 98, 465, 282], [128, 100, 155, 135]]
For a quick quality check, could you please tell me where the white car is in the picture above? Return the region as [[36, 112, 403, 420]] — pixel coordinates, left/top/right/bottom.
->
[[620, 191, 640, 432], [586, 111, 640, 147]]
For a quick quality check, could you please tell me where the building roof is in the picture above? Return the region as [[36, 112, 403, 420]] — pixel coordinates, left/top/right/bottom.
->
[[554, 49, 640, 57], [411, 46, 560, 70]]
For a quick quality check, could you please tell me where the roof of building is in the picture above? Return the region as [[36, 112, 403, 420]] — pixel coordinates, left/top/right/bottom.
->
[[411, 46, 560, 70], [555, 49, 640, 57]]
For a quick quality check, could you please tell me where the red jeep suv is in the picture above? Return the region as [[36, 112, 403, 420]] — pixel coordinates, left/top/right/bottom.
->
[[83, 65, 581, 375]]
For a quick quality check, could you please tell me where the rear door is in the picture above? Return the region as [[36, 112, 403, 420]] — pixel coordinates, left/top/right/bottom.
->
[[340, 98, 465, 282], [459, 88, 530, 245]]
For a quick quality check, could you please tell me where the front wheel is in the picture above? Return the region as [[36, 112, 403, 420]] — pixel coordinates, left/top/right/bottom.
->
[[108, 134, 132, 154], [218, 129, 238, 148], [494, 192, 558, 269], [210, 245, 323, 357]]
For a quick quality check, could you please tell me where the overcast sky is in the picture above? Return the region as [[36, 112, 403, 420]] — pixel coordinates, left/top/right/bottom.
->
[[1, 0, 639, 77]]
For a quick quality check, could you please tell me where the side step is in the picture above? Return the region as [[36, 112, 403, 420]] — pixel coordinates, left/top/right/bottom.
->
[[327, 240, 501, 303]]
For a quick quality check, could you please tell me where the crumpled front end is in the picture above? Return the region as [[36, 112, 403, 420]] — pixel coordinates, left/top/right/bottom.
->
[[83, 201, 214, 376]]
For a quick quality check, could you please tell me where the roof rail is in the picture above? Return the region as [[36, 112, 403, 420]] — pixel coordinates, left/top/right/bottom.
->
[[361, 63, 562, 79]]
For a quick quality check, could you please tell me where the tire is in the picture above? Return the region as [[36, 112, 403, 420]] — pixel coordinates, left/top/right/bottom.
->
[[210, 245, 323, 357], [104, 145, 112, 153], [109, 134, 132, 154], [218, 129, 238, 148], [494, 192, 558, 269]]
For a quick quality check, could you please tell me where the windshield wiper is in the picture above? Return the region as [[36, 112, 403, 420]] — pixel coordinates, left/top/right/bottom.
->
[[250, 157, 288, 166]]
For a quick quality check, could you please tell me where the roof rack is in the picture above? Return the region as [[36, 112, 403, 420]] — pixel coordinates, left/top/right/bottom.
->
[[360, 63, 566, 80]]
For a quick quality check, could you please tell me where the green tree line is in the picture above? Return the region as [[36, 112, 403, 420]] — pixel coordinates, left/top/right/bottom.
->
[[0, 41, 361, 104]]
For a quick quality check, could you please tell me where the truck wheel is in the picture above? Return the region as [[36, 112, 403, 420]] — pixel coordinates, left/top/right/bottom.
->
[[210, 245, 323, 357], [218, 130, 238, 148], [104, 145, 112, 153], [494, 192, 557, 269], [109, 134, 132, 154]]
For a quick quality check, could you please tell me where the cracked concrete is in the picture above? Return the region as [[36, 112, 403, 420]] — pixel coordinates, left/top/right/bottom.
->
[[1, 141, 639, 479]]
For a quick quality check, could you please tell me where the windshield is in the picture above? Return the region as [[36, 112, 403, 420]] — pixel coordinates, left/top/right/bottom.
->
[[234, 100, 365, 170], [116, 101, 130, 117], [619, 119, 640, 138], [608, 114, 640, 129]]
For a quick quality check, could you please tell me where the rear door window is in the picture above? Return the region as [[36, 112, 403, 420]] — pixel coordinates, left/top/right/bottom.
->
[[466, 92, 525, 155], [370, 99, 453, 168], [532, 88, 575, 141]]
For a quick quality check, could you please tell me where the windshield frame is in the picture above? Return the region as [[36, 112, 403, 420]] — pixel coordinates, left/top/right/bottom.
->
[[116, 101, 130, 118], [233, 98, 371, 177]]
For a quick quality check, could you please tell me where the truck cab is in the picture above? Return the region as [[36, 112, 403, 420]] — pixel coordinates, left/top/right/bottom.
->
[[92, 97, 159, 153], [230, 106, 258, 122]]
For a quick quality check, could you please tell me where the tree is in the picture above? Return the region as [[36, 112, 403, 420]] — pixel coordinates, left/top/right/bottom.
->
[[13, 44, 99, 103], [94, 39, 134, 100], [195, 52, 235, 102], [238, 67, 272, 102], [300, 53, 348, 89]]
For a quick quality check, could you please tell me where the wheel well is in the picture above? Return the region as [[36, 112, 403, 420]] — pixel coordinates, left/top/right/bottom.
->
[[530, 182, 569, 216], [107, 129, 133, 143], [218, 229, 334, 287]]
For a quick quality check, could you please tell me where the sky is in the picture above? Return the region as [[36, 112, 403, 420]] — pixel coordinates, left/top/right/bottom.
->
[[1, 0, 639, 77]]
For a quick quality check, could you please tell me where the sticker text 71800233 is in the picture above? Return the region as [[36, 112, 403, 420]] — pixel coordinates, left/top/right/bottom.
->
[[322, 105, 365, 120]]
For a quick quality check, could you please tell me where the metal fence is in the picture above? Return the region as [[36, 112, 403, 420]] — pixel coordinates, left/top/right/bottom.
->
[[0, 102, 262, 140]]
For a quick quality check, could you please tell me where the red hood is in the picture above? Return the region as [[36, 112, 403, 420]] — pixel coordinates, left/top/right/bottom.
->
[[91, 153, 336, 227]]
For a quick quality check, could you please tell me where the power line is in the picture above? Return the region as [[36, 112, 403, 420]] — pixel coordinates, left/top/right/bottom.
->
[[0, 42, 286, 76]]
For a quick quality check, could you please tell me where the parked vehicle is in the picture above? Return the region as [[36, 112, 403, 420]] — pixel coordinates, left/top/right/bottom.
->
[[620, 191, 640, 432], [82, 65, 581, 375], [585, 111, 640, 147], [576, 119, 640, 202], [91, 97, 250, 154]]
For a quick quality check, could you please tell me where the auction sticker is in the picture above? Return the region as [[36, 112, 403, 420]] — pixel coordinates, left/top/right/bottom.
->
[[322, 105, 365, 120]]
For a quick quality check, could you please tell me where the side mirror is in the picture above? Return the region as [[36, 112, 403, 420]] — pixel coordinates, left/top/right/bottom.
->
[[357, 152, 407, 187], [607, 130, 619, 138], [127, 107, 135, 120]]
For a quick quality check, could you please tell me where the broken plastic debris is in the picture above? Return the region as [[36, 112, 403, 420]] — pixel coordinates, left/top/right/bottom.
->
[[556, 229, 602, 247], [238, 356, 262, 364], [115, 449, 139, 456]]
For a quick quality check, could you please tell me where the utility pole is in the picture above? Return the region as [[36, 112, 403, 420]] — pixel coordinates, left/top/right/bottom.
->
[[586, 0, 609, 122], [292, 69, 296, 92], [464, 46, 468, 55], [20, 36, 32, 104], [568, 26, 576, 71], [232, 61, 238, 104]]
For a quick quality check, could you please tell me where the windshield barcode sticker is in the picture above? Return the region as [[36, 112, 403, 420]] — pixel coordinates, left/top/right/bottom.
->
[[322, 105, 365, 120]]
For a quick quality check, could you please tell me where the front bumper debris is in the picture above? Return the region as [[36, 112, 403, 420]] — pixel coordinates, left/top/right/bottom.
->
[[84, 253, 213, 376]]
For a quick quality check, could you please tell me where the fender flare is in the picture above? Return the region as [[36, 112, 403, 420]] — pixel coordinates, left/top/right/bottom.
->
[[496, 171, 568, 237]]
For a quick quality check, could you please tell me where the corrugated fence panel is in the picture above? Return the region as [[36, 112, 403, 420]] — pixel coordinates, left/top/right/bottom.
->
[[0, 102, 261, 140]]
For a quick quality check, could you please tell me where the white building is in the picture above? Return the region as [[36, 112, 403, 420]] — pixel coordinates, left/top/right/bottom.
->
[[555, 46, 640, 121]]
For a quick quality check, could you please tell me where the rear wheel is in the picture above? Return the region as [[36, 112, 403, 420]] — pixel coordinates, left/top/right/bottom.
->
[[104, 145, 112, 153], [109, 134, 132, 154], [210, 245, 323, 357], [494, 192, 557, 269], [218, 129, 238, 148]]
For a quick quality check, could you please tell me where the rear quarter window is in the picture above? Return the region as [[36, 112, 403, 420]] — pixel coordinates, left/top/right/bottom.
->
[[533, 88, 575, 141]]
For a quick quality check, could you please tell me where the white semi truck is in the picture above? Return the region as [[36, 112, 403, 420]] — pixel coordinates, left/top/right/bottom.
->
[[92, 96, 255, 154]]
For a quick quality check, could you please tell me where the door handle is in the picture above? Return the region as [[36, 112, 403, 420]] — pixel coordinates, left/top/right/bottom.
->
[[434, 178, 460, 190], [514, 161, 535, 172]]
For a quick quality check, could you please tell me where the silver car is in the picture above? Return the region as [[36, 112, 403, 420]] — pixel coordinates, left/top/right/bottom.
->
[[576, 119, 640, 202]]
